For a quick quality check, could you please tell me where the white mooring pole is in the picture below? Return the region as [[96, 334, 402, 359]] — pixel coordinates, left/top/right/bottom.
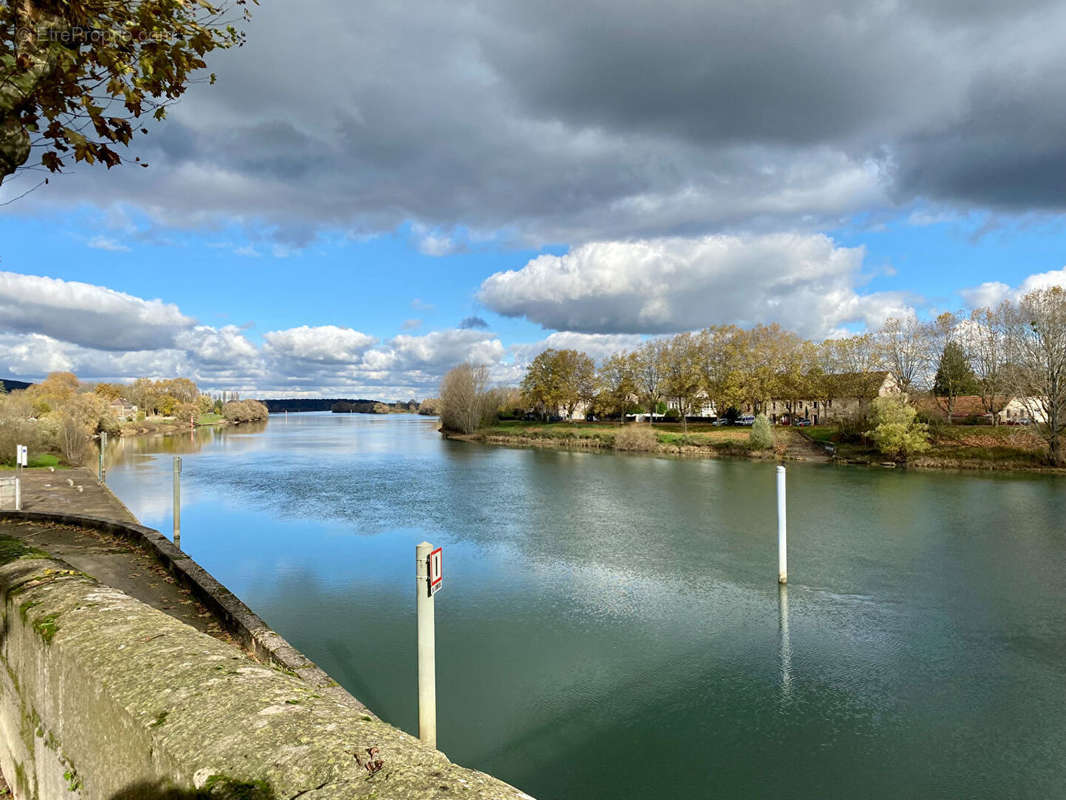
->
[[416, 541, 437, 748], [14, 444, 25, 511], [777, 465, 787, 584], [173, 456, 182, 547]]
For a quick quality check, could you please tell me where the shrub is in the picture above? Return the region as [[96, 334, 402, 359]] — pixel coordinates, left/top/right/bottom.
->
[[662, 407, 681, 422], [613, 424, 659, 452], [58, 414, 89, 465], [222, 399, 269, 424], [439, 363, 495, 434], [865, 396, 930, 461], [836, 412, 870, 442], [749, 413, 774, 450]]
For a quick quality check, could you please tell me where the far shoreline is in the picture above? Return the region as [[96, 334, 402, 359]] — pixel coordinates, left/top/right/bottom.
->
[[442, 422, 1066, 476]]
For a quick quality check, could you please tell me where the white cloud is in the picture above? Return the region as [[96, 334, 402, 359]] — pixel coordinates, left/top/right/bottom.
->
[[385, 329, 505, 370], [263, 325, 378, 364], [0, 271, 193, 351], [479, 234, 911, 339], [961, 267, 1066, 308], [87, 236, 131, 252], [176, 325, 261, 366], [509, 332, 645, 366]]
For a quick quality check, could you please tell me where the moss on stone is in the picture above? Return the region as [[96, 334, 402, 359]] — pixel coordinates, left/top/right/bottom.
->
[[0, 535, 50, 565], [201, 774, 273, 800], [33, 611, 60, 643]]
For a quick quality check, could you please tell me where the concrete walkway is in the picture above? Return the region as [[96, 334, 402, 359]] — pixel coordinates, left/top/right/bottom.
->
[[3, 466, 139, 523], [0, 468, 230, 640], [0, 518, 230, 641]]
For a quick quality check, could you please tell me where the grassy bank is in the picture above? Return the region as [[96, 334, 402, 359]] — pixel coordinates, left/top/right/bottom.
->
[[460, 420, 1059, 472], [802, 424, 1055, 471], [465, 420, 792, 460]]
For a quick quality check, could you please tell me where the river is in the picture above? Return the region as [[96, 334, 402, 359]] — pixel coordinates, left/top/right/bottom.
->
[[103, 412, 1066, 799]]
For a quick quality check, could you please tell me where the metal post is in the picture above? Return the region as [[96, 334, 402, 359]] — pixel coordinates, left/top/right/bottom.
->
[[777, 465, 787, 584], [173, 456, 182, 547], [416, 541, 437, 748], [98, 431, 108, 482]]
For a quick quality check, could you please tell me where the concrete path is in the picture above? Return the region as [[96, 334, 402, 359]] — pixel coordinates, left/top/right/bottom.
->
[[3, 466, 139, 523], [783, 429, 833, 462], [0, 518, 230, 642]]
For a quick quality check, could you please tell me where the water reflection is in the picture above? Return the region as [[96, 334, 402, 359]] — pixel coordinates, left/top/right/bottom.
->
[[778, 583, 792, 700]]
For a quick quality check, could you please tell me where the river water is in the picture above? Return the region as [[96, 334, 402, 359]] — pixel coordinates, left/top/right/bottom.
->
[[104, 413, 1066, 799]]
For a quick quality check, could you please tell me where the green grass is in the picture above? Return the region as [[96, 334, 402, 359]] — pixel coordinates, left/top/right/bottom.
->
[[479, 420, 754, 452], [0, 452, 62, 470], [197, 413, 224, 425]]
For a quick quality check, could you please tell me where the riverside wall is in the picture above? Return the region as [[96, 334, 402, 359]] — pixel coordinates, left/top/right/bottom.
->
[[0, 510, 532, 800]]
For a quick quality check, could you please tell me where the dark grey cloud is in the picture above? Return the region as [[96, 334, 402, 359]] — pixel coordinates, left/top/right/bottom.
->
[[458, 315, 488, 329], [7, 0, 1066, 237]]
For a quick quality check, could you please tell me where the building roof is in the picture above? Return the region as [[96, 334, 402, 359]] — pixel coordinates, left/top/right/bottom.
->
[[829, 371, 893, 398]]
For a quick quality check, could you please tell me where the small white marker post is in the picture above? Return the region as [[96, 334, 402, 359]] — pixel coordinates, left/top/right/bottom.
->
[[173, 456, 182, 548], [416, 541, 442, 748], [777, 464, 787, 584], [15, 444, 27, 511]]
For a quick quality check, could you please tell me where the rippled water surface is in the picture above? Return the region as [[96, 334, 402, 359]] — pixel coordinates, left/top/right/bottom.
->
[[104, 413, 1066, 799]]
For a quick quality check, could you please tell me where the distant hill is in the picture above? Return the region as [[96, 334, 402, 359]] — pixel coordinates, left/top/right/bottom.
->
[[0, 379, 31, 392], [260, 398, 418, 413]]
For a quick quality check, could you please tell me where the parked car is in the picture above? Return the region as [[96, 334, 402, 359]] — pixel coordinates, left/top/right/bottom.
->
[[712, 417, 730, 426], [794, 418, 813, 427], [737, 415, 756, 426]]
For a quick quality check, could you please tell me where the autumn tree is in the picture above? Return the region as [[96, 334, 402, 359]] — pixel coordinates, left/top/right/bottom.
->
[[597, 351, 636, 424], [697, 325, 744, 419], [632, 339, 668, 420], [1004, 287, 1066, 465], [1, 0, 254, 185], [661, 332, 702, 432]]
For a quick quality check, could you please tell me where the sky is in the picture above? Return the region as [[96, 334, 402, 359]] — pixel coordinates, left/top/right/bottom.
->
[[3, 0, 1066, 399]]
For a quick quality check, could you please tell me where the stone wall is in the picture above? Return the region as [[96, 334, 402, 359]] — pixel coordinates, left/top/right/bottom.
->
[[0, 531, 532, 800]]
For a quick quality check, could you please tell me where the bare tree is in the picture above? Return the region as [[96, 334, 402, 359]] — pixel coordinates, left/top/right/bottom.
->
[[439, 363, 493, 434], [1005, 287, 1066, 465], [966, 303, 1010, 425], [58, 414, 89, 465], [878, 317, 926, 393]]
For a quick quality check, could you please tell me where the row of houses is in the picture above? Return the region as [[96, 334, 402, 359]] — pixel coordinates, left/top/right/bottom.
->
[[569, 371, 1046, 424]]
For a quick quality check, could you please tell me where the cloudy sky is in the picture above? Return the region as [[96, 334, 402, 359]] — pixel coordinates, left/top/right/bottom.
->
[[3, 0, 1066, 398]]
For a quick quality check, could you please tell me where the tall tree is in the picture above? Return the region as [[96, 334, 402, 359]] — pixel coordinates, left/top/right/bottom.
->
[[1, 0, 254, 185], [661, 332, 702, 432], [697, 325, 744, 419], [878, 317, 926, 394], [966, 304, 1010, 425], [1005, 287, 1066, 465], [597, 351, 636, 424], [633, 339, 667, 420], [933, 340, 978, 422]]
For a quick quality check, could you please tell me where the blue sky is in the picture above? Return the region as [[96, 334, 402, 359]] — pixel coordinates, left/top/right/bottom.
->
[[3, 0, 1066, 398]]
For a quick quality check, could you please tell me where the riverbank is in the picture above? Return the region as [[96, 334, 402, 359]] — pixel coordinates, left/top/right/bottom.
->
[[454, 420, 1064, 473], [452, 421, 830, 462]]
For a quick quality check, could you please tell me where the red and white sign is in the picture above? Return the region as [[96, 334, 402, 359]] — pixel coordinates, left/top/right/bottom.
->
[[428, 547, 443, 595]]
